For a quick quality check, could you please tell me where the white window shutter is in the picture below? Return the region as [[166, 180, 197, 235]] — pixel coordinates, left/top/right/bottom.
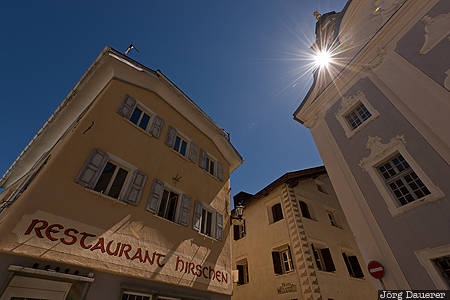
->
[[149, 116, 164, 138], [75, 149, 109, 188], [117, 95, 137, 119], [217, 161, 224, 181], [192, 200, 203, 231], [188, 142, 198, 163], [216, 211, 224, 241], [147, 179, 164, 214], [177, 194, 192, 226], [165, 126, 177, 147], [122, 170, 147, 205], [199, 149, 206, 169]]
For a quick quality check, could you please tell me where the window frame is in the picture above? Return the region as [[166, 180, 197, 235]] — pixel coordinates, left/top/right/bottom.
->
[[171, 130, 191, 158], [341, 251, 364, 279], [360, 136, 444, 216], [129, 104, 154, 132], [326, 209, 340, 228], [236, 258, 249, 285], [204, 152, 218, 176], [233, 220, 246, 240], [156, 182, 185, 225], [416, 244, 450, 289], [311, 242, 336, 273], [299, 200, 313, 220], [122, 291, 153, 300], [271, 203, 284, 223], [93, 160, 131, 200], [335, 90, 380, 138], [200, 206, 215, 237], [272, 244, 294, 275]]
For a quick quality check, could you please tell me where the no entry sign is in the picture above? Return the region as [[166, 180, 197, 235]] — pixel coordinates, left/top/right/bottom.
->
[[368, 260, 384, 279]]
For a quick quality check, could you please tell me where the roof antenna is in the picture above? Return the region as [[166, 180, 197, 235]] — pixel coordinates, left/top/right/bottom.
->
[[124, 44, 140, 55]]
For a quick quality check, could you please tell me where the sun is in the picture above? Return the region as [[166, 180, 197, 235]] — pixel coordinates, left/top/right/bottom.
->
[[314, 50, 332, 68]]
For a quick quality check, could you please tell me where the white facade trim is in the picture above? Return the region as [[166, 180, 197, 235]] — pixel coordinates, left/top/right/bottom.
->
[[335, 90, 380, 138], [310, 118, 410, 289], [359, 135, 445, 216], [415, 244, 450, 289]]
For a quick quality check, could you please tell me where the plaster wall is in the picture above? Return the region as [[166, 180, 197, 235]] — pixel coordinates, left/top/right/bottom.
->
[[324, 77, 450, 288], [0, 79, 233, 295]]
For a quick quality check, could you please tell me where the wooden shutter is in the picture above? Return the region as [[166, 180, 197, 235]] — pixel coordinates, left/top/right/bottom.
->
[[198, 149, 206, 169], [146, 179, 164, 214], [122, 170, 147, 205], [216, 161, 224, 181], [149, 116, 164, 138], [349, 255, 364, 278], [188, 142, 198, 163], [233, 225, 240, 240], [215, 211, 224, 241], [165, 126, 177, 147], [192, 201, 203, 231], [320, 248, 336, 272], [272, 252, 283, 274], [288, 246, 294, 270], [75, 149, 109, 188], [117, 95, 137, 119], [177, 194, 192, 226]]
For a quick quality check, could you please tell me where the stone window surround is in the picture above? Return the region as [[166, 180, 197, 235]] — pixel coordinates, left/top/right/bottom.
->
[[335, 90, 380, 138], [359, 135, 444, 217], [416, 244, 450, 290]]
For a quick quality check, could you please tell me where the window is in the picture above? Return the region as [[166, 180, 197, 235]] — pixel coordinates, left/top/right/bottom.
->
[[360, 136, 444, 216], [345, 103, 372, 130], [271, 203, 284, 223], [158, 190, 179, 222], [94, 161, 129, 199], [193, 201, 223, 240], [75, 149, 147, 205], [129, 106, 152, 131], [205, 155, 216, 176], [311, 244, 335, 272], [122, 291, 152, 300], [233, 220, 246, 240], [236, 259, 249, 285], [272, 246, 294, 275], [342, 252, 364, 278], [336, 90, 380, 138], [433, 256, 450, 287], [200, 207, 213, 236], [377, 154, 430, 206], [173, 134, 188, 156], [299, 201, 312, 219], [147, 179, 192, 226], [327, 210, 339, 227]]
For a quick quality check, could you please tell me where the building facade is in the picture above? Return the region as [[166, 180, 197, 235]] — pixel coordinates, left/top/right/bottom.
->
[[0, 47, 243, 299], [294, 0, 450, 290], [231, 167, 376, 300]]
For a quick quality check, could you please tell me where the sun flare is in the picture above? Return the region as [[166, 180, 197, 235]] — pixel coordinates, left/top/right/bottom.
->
[[314, 50, 332, 68]]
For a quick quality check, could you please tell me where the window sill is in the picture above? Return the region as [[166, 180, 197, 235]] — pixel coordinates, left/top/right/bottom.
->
[[274, 270, 295, 277], [200, 167, 221, 182], [148, 212, 185, 228], [389, 191, 444, 217], [120, 117, 155, 139], [197, 231, 220, 242], [344, 113, 380, 139], [348, 276, 365, 281], [315, 270, 337, 276], [84, 188, 128, 206]]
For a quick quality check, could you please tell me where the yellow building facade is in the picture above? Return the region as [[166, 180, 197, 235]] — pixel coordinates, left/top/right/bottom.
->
[[0, 47, 242, 300], [231, 167, 376, 300]]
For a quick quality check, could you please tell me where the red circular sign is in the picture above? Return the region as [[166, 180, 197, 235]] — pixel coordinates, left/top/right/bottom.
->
[[368, 261, 385, 279]]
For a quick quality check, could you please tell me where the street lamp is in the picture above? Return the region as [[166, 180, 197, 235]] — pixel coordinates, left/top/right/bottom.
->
[[230, 204, 245, 224]]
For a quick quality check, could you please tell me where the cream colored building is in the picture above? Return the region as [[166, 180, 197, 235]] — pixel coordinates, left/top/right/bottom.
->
[[0, 46, 242, 299], [294, 0, 450, 290], [231, 167, 376, 300]]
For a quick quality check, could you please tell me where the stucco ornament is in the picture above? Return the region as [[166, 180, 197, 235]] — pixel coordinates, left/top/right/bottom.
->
[[420, 13, 450, 55], [359, 135, 406, 170], [336, 90, 366, 116]]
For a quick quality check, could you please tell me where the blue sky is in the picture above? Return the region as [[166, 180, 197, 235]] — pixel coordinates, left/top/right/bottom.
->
[[0, 0, 348, 203]]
